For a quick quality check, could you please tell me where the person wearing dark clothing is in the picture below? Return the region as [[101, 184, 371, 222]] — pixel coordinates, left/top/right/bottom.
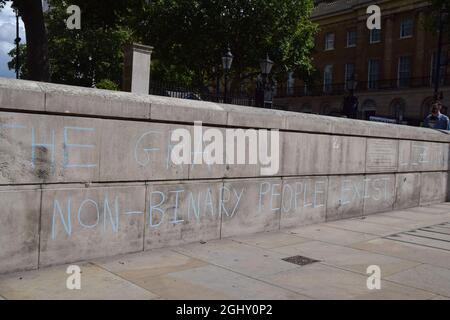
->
[[424, 102, 450, 130]]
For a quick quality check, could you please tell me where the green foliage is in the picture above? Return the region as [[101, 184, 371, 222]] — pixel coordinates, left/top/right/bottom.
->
[[96, 78, 120, 90], [7, 43, 28, 78], [137, 0, 317, 87], [2, 0, 317, 90], [45, 0, 140, 88]]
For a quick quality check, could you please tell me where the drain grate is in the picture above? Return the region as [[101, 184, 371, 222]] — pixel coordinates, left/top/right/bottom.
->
[[282, 255, 319, 266]]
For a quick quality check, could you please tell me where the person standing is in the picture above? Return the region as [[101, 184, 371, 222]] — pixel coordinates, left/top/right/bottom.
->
[[424, 101, 450, 130]]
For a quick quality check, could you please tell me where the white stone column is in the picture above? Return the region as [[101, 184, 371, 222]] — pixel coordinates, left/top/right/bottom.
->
[[122, 43, 153, 94]]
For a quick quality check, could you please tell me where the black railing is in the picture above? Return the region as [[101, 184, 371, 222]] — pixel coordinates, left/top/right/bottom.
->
[[149, 78, 257, 107], [275, 75, 450, 98]]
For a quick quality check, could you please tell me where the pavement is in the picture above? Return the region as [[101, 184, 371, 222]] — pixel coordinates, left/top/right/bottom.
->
[[1, 203, 450, 300]]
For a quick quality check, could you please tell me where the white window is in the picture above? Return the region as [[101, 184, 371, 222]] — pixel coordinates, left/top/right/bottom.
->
[[368, 59, 380, 89], [370, 29, 381, 43], [347, 30, 357, 47], [325, 33, 335, 51], [345, 63, 355, 90], [398, 56, 411, 87], [400, 18, 414, 38], [323, 65, 333, 93]]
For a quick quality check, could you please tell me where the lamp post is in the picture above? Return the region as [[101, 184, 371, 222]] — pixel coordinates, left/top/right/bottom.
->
[[222, 47, 233, 103], [344, 75, 359, 119], [259, 54, 274, 108], [12, 4, 21, 79]]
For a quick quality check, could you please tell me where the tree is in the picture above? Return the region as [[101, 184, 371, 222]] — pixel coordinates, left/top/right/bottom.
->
[[0, 0, 50, 81], [7, 43, 28, 78], [137, 0, 317, 90], [45, 0, 142, 87]]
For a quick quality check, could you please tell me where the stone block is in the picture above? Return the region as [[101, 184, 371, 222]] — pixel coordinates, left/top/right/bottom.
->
[[0, 186, 41, 274], [39, 184, 146, 267], [224, 104, 286, 129], [365, 139, 399, 173], [221, 178, 282, 238], [329, 136, 366, 174], [394, 173, 421, 209], [280, 176, 328, 229], [326, 175, 365, 221], [284, 112, 333, 133], [420, 172, 448, 205], [0, 112, 101, 184], [99, 120, 189, 182], [40, 82, 151, 119], [398, 141, 448, 172], [0, 78, 45, 112], [150, 96, 227, 125], [363, 174, 396, 215], [281, 132, 330, 176], [330, 117, 370, 136], [145, 180, 222, 249]]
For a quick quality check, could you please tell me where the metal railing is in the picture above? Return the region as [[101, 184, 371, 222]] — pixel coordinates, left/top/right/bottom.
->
[[274, 75, 450, 98], [149, 78, 257, 107]]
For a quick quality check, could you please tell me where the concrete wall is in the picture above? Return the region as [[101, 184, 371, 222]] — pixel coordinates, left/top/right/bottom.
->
[[1, 78, 449, 274]]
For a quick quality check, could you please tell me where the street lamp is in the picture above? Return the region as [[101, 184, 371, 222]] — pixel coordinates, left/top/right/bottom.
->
[[344, 75, 359, 119], [260, 53, 274, 76], [11, 4, 21, 79], [259, 54, 274, 108], [222, 47, 233, 103]]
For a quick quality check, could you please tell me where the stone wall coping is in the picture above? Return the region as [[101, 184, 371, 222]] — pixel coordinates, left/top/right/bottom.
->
[[1, 77, 448, 143]]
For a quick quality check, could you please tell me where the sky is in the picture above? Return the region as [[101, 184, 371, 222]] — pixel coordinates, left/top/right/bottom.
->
[[0, 2, 26, 78]]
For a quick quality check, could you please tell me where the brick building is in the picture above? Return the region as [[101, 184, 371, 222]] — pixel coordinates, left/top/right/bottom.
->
[[274, 0, 449, 126]]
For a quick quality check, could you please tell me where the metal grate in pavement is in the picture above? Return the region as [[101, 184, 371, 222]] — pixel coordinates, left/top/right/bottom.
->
[[282, 255, 320, 266]]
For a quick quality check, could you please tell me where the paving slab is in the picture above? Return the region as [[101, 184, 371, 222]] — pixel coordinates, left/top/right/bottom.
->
[[379, 210, 450, 222], [0, 263, 157, 300], [386, 233, 450, 251], [173, 239, 297, 277], [323, 218, 405, 236], [352, 238, 450, 269], [421, 225, 450, 235], [261, 263, 434, 300], [404, 229, 450, 241], [230, 231, 311, 249], [165, 265, 309, 300], [284, 225, 378, 246], [270, 240, 420, 277], [360, 214, 443, 230], [93, 249, 208, 281], [386, 264, 450, 298], [409, 206, 450, 214]]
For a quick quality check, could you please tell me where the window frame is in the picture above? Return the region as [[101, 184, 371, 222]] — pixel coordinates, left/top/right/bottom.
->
[[346, 30, 357, 48], [397, 56, 412, 88], [369, 29, 381, 44], [344, 63, 355, 90], [367, 59, 380, 89], [400, 18, 414, 39], [324, 32, 335, 51], [323, 64, 333, 93]]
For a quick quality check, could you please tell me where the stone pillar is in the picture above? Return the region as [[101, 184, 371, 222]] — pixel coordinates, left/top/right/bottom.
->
[[123, 43, 153, 94]]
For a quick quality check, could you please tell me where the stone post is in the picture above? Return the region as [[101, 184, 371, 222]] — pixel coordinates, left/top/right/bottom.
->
[[122, 43, 154, 94]]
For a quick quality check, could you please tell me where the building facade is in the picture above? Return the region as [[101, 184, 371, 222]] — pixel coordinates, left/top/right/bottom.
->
[[274, 0, 449, 126]]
